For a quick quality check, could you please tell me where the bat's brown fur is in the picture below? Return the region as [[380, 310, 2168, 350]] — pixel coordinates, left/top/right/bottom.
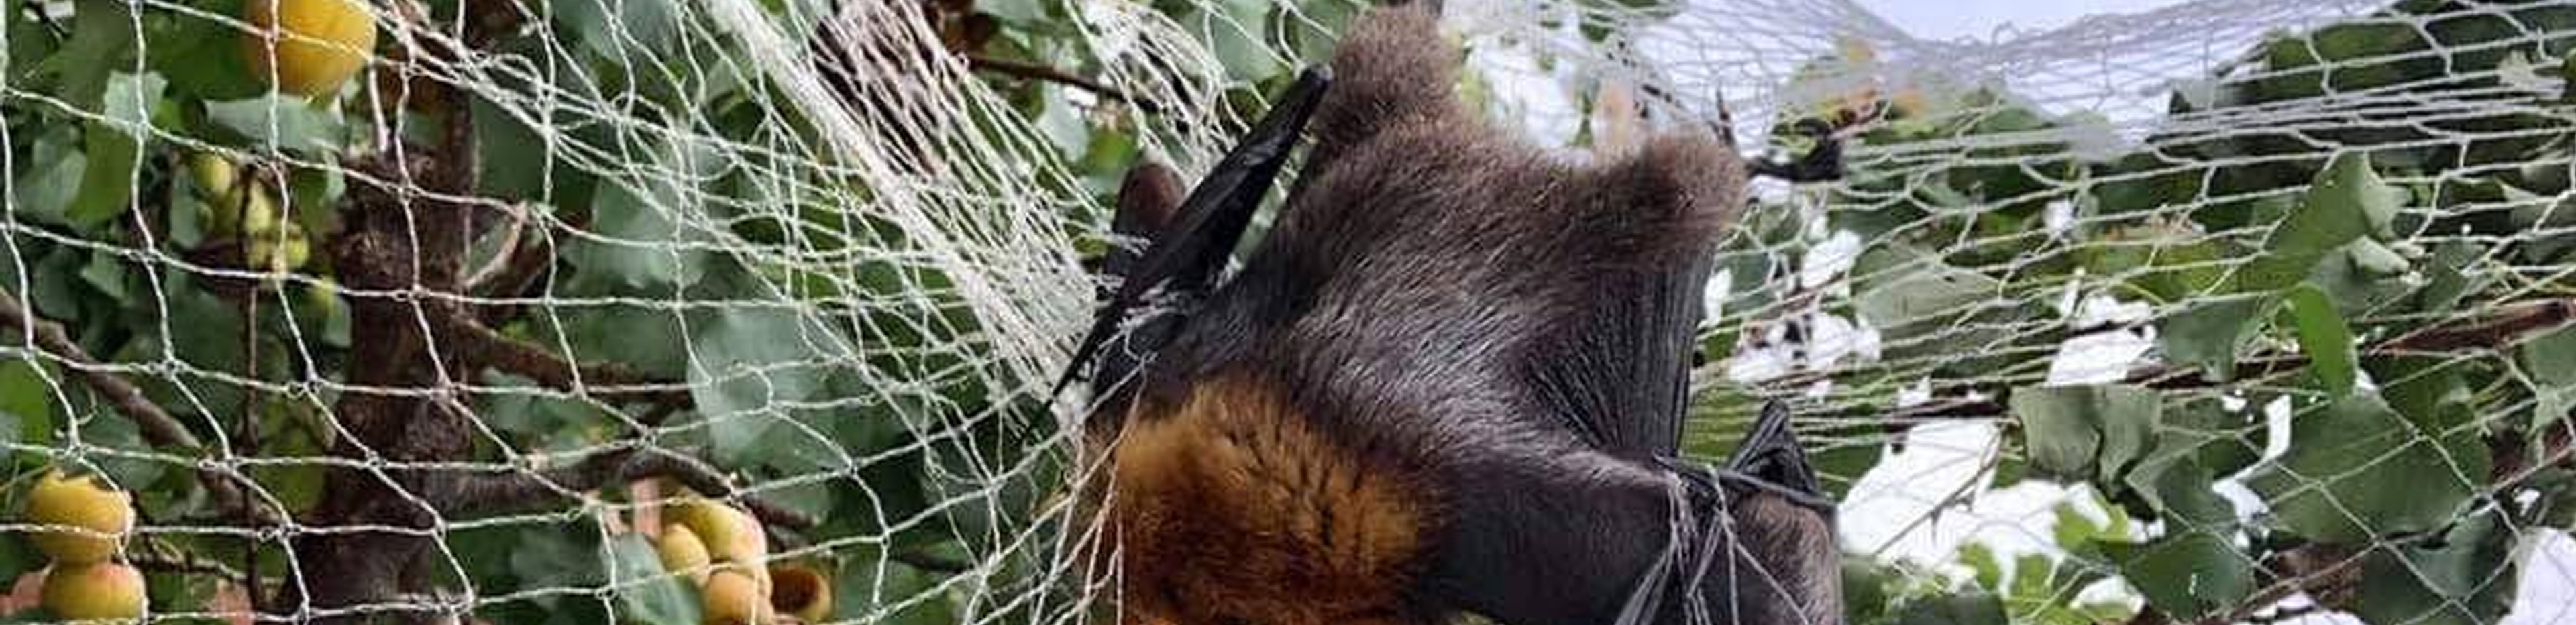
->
[[1104, 376, 1429, 625]]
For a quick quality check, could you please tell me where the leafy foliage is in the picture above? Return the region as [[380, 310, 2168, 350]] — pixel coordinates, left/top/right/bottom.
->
[[1690, 1, 2576, 624]]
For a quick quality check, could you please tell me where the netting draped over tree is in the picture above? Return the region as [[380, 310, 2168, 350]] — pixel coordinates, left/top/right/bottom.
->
[[0, 0, 2568, 624]]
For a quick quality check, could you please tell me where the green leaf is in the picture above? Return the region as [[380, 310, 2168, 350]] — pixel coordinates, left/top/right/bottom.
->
[[2282, 285, 2357, 396], [2106, 529, 2254, 620], [147, 2, 264, 102], [205, 95, 347, 153], [564, 141, 725, 292], [981, 0, 1048, 24], [2412, 241, 2486, 312], [2353, 513, 2517, 625], [1852, 245, 2029, 376], [1890, 591, 2008, 625], [835, 553, 958, 625], [1289, 0, 1362, 64], [68, 72, 165, 228], [2524, 324, 2576, 430], [1190, 0, 1285, 83], [2562, 48, 2576, 100], [688, 308, 839, 464], [0, 531, 31, 591], [2158, 295, 2275, 380], [2010, 384, 2157, 485], [2129, 452, 2239, 527], [2006, 552, 2053, 604], [8, 127, 88, 226], [2238, 153, 2401, 292], [78, 407, 167, 490], [554, 0, 682, 61], [2246, 393, 2484, 543], [1959, 542, 2005, 592], [608, 534, 698, 625], [2124, 399, 2259, 515], [37, 1, 138, 109], [0, 360, 55, 449], [77, 253, 127, 304], [5, 3, 60, 87]]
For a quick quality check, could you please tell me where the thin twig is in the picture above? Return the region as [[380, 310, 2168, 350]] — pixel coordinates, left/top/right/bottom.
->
[[965, 54, 1164, 114], [892, 547, 971, 574], [445, 447, 816, 530], [2209, 544, 2365, 625], [435, 308, 693, 406]]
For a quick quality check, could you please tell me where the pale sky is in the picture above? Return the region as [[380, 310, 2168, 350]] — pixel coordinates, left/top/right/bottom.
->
[[1854, 0, 2188, 41]]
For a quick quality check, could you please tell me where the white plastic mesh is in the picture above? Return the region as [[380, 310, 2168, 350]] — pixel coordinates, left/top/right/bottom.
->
[[0, 0, 2567, 624]]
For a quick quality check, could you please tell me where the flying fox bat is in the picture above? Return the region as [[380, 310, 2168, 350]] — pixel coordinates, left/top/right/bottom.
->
[[1057, 5, 1845, 625]]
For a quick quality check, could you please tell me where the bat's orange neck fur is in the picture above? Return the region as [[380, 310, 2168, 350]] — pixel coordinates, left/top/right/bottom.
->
[[1099, 378, 1431, 625]]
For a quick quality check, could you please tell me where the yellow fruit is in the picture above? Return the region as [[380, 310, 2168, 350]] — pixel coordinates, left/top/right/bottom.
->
[[186, 152, 241, 206], [280, 225, 312, 270], [241, 0, 378, 97], [668, 499, 770, 593], [25, 470, 133, 565], [700, 569, 769, 625], [767, 565, 831, 623], [667, 500, 767, 567], [657, 524, 713, 583], [244, 222, 309, 273], [239, 185, 279, 237], [41, 562, 146, 623]]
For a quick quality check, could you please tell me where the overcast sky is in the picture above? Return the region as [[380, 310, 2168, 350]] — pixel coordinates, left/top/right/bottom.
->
[[1851, 0, 2187, 40]]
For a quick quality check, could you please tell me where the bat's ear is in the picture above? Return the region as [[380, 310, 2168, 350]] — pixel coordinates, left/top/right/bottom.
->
[[1725, 401, 1825, 500], [1114, 163, 1184, 239], [1095, 162, 1186, 292]]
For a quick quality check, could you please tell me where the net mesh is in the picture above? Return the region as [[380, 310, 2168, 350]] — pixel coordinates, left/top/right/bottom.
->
[[0, 0, 2568, 624]]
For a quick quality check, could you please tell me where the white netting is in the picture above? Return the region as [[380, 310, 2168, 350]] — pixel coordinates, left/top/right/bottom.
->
[[0, 0, 2568, 624]]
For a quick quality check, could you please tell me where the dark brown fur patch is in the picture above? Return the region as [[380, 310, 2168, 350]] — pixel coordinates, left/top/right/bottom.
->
[[1102, 378, 1429, 625]]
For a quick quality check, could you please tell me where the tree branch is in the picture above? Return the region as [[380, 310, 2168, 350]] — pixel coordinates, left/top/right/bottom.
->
[[434, 307, 693, 406], [891, 547, 970, 574], [965, 54, 1163, 114], [2210, 544, 2365, 625], [444, 447, 816, 530], [0, 292, 274, 525], [468, 208, 564, 327]]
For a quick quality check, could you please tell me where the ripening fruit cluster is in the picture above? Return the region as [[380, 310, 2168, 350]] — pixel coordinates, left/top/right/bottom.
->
[[188, 152, 311, 274], [653, 498, 833, 625], [21, 469, 146, 624], [241, 0, 378, 97]]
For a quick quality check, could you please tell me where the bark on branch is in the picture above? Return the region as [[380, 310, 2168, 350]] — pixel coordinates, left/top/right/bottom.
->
[[445, 447, 816, 530], [966, 54, 1164, 114], [0, 293, 275, 525]]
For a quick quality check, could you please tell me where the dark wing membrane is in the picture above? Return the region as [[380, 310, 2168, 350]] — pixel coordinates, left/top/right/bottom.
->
[[1522, 243, 1716, 458], [1051, 70, 1333, 398], [1723, 400, 1830, 510]]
